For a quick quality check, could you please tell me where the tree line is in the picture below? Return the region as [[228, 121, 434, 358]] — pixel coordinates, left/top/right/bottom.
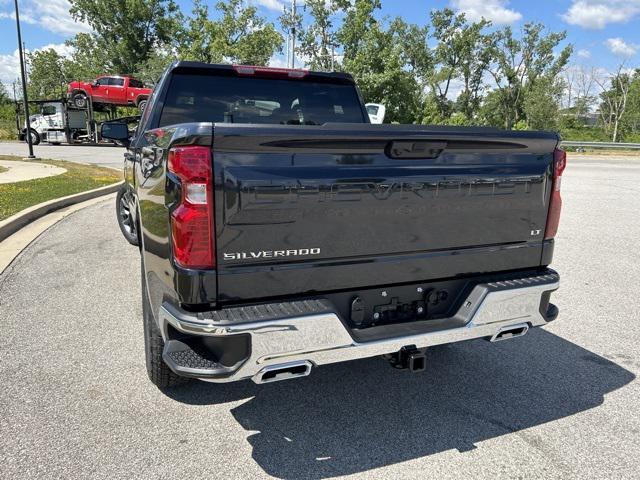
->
[[2, 0, 640, 142]]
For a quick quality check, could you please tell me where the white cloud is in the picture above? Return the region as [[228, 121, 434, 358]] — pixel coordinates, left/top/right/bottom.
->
[[0, 0, 90, 36], [604, 37, 638, 57], [0, 43, 74, 88], [256, 0, 341, 12], [253, 0, 286, 12], [0, 11, 38, 24], [269, 55, 289, 68], [451, 0, 522, 25], [561, 1, 640, 30], [577, 49, 591, 59], [39, 43, 75, 58], [0, 50, 21, 87]]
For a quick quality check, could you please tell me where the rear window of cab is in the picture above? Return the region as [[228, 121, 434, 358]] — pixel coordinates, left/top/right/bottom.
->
[[159, 73, 366, 127]]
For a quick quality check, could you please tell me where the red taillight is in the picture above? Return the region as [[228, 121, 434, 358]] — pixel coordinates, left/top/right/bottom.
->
[[544, 148, 567, 240], [167, 146, 215, 269]]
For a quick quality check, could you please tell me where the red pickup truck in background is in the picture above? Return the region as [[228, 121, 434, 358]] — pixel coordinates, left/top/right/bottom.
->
[[67, 75, 152, 112]]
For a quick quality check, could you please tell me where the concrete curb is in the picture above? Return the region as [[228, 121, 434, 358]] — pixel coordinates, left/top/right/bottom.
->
[[0, 180, 124, 242]]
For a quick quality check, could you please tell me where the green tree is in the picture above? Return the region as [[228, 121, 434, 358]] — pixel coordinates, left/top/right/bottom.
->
[[290, 0, 349, 71], [0, 84, 17, 140], [523, 76, 564, 130], [63, 33, 106, 80], [341, 17, 422, 123], [68, 0, 182, 74], [486, 23, 572, 129], [214, 0, 283, 65], [136, 51, 176, 85], [179, 0, 283, 65], [27, 49, 68, 99], [618, 69, 640, 139], [178, 0, 215, 63], [429, 9, 490, 121], [0, 83, 10, 103], [337, 0, 381, 61], [455, 21, 492, 122], [597, 66, 632, 142]]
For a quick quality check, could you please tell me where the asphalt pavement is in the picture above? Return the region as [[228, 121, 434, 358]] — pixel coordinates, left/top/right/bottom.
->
[[0, 141, 125, 170], [0, 154, 639, 479]]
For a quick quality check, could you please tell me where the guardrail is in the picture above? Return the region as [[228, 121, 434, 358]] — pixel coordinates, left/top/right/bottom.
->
[[561, 141, 640, 150]]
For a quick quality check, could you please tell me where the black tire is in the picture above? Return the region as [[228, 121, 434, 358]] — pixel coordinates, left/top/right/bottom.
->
[[25, 129, 40, 145], [116, 188, 139, 246], [72, 91, 87, 109], [137, 99, 147, 113], [141, 261, 186, 388]]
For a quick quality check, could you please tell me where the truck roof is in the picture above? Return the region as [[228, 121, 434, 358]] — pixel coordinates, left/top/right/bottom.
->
[[168, 61, 358, 85], [96, 74, 137, 79]]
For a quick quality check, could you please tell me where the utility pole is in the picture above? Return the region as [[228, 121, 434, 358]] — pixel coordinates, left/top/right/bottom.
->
[[331, 44, 335, 72], [289, 0, 297, 69], [14, 0, 35, 158], [12, 82, 20, 134], [22, 41, 28, 83]]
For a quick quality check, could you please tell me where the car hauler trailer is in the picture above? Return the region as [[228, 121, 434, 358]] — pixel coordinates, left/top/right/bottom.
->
[[16, 97, 138, 145]]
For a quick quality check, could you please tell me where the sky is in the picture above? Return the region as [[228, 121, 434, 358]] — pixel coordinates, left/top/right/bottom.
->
[[1, 0, 639, 89]]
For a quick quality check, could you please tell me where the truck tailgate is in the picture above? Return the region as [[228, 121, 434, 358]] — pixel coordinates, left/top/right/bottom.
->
[[213, 124, 558, 302]]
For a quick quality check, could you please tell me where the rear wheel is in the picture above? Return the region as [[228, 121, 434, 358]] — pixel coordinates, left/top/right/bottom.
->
[[137, 99, 147, 113], [72, 91, 88, 109], [116, 188, 139, 246], [141, 260, 187, 388]]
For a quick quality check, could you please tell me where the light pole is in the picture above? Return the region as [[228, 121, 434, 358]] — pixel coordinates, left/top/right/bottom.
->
[[14, 0, 35, 158], [289, 0, 296, 68]]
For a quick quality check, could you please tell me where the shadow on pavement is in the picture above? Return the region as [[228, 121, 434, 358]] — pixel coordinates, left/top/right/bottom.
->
[[165, 328, 634, 479]]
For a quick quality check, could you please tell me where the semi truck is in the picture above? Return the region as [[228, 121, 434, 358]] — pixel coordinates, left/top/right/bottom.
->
[[19, 100, 87, 145], [18, 98, 138, 145]]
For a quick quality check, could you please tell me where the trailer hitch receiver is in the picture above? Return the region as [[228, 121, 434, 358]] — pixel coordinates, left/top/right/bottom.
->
[[385, 345, 427, 373]]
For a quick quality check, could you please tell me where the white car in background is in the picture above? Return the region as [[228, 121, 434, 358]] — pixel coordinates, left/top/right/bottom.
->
[[366, 103, 386, 124]]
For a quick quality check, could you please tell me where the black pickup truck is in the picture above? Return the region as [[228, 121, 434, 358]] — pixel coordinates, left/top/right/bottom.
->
[[102, 61, 564, 388]]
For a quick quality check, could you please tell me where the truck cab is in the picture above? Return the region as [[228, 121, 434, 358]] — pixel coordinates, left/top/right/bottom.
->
[[20, 101, 87, 145]]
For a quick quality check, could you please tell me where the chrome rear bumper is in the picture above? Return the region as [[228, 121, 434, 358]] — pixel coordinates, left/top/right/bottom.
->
[[158, 272, 559, 383]]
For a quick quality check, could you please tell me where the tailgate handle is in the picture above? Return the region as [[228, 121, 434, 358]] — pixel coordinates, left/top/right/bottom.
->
[[386, 141, 447, 159]]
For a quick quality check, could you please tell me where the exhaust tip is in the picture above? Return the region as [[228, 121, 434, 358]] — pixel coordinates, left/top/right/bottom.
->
[[253, 360, 313, 384], [490, 323, 529, 342]]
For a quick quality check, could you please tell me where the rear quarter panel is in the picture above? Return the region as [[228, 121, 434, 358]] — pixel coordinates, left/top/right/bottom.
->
[[135, 123, 216, 316]]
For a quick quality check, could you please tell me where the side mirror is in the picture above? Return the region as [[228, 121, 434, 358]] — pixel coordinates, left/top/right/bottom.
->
[[101, 122, 130, 146], [91, 81, 98, 87]]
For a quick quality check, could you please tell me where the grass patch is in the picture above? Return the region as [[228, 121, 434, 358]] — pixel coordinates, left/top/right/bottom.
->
[[0, 166, 7, 174], [0, 155, 121, 220]]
